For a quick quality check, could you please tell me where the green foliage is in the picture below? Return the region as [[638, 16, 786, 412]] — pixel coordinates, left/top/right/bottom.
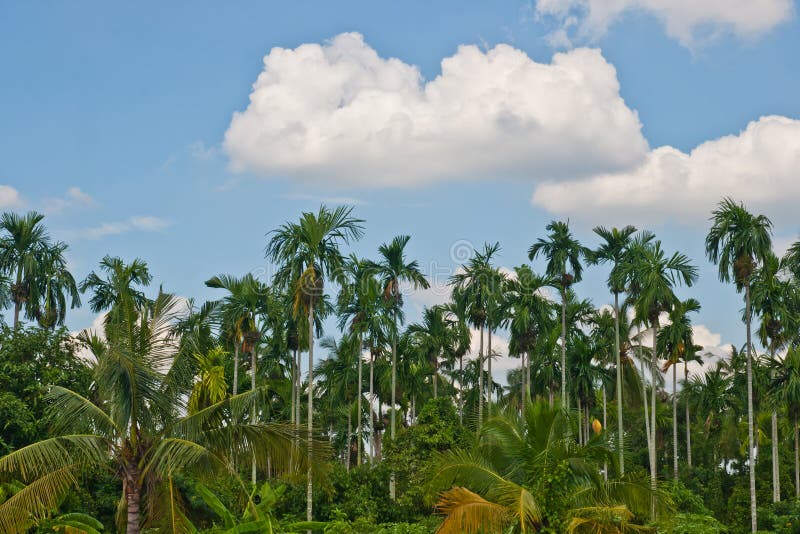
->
[[759, 499, 800, 534], [0, 326, 92, 455]]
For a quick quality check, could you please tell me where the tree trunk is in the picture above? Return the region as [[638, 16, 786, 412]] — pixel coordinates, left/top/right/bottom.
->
[[650, 320, 659, 520], [745, 283, 757, 532], [478, 324, 484, 428], [369, 349, 375, 463], [296, 347, 301, 426], [390, 308, 398, 500], [614, 292, 624, 475], [357, 333, 363, 467], [772, 410, 779, 502], [252, 342, 257, 486], [561, 288, 567, 408], [673, 362, 678, 481], [233, 342, 239, 396], [522, 351, 528, 411], [603, 384, 608, 480], [433, 351, 439, 398], [577, 396, 583, 445], [487, 326, 493, 416], [795, 415, 799, 499], [639, 327, 651, 460], [125, 470, 141, 534], [307, 302, 314, 526], [459, 355, 464, 424], [346, 403, 352, 471], [12, 268, 21, 329], [685, 361, 692, 469]]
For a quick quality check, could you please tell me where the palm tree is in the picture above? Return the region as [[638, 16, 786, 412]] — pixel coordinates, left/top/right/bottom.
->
[[0, 292, 303, 534], [407, 305, 455, 399], [368, 235, 429, 499], [503, 265, 553, 411], [529, 220, 589, 409], [266, 204, 364, 521], [317, 334, 360, 469], [751, 251, 798, 502], [443, 289, 472, 423], [589, 225, 639, 474], [657, 297, 701, 480], [29, 241, 80, 329], [706, 197, 773, 532], [80, 255, 152, 332], [624, 239, 697, 512], [769, 347, 800, 500], [430, 401, 661, 533], [0, 211, 53, 328]]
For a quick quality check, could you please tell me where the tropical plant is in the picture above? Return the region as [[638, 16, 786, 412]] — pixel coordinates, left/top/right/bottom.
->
[[529, 220, 589, 409], [706, 197, 773, 532], [266, 204, 364, 520]]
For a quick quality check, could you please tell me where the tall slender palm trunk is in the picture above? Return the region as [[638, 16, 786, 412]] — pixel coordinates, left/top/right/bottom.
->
[[251, 343, 258, 486], [357, 333, 363, 467], [603, 385, 608, 480], [478, 325, 484, 428], [638, 327, 651, 458], [561, 289, 567, 408], [390, 309, 398, 500], [459, 355, 464, 424], [233, 342, 240, 396], [12, 268, 22, 329], [369, 350, 374, 463], [650, 321, 659, 520], [745, 283, 757, 532], [487, 327, 492, 416], [794, 415, 799, 499], [772, 410, 780, 502], [577, 396, 583, 445], [672, 363, 678, 480], [433, 353, 439, 398], [685, 361, 692, 469], [522, 352, 528, 411], [614, 293, 624, 474], [346, 403, 352, 471], [307, 303, 314, 526]]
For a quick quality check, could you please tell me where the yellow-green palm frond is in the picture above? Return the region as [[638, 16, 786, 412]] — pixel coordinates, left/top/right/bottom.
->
[[435, 486, 509, 534], [142, 475, 197, 534], [0, 435, 108, 482], [46, 386, 119, 439], [0, 466, 79, 533], [566, 506, 653, 534]]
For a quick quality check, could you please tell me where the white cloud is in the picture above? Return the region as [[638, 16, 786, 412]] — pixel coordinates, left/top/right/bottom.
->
[[224, 32, 647, 187], [42, 187, 94, 215], [532, 115, 800, 225], [0, 185, 23, 209], [536, 0, 793, 48], [75, 215, 171, 240]]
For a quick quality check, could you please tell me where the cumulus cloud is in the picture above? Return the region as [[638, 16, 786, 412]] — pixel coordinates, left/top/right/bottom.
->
[[0, 185, 23, 209], [75, 215, 171, 240], [224, 32, 647, 187], [42, 187, 94, 215], [535, 0, 793, 48], [533, 115, 800, 225]]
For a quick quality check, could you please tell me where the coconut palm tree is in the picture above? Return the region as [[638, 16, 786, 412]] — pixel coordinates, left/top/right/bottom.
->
[[80, 255, 152, 332], [429, 401, 662, 533], [657, 297, 701, 480], [266, 204, 364, 521], [624, 239, 697, 512], [589, 225, 640, 474], [0, 211, 54, 328], [0, 292, 304, 534], [529, 220, 589, 409], [706, 197, 773, 532], [368, 235, 428, 499]]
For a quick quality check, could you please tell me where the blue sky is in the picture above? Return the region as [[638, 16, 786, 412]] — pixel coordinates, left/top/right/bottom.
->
[[2, 1, 800, 376]]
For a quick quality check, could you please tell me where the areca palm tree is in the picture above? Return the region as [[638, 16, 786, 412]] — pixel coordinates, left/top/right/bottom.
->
[[0, 211, 53, 328], [30, 241, 80, 329], [657, 297, 701, 480], [706, 197, 773, 532], [407, 305, 455, 399], [624, 239, 697, 510], [503, 265, 553, 410], [751, 251, 798, 502], [589, 225, 639, 474], [430, 401, 661, 533], [443, 289, 472, 423], [529, 220, 589, 409], [0, 292, 303, 534], [768, 347, 800, 500], [368, 235, 428, 499], [266, 204, 364, 521]]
